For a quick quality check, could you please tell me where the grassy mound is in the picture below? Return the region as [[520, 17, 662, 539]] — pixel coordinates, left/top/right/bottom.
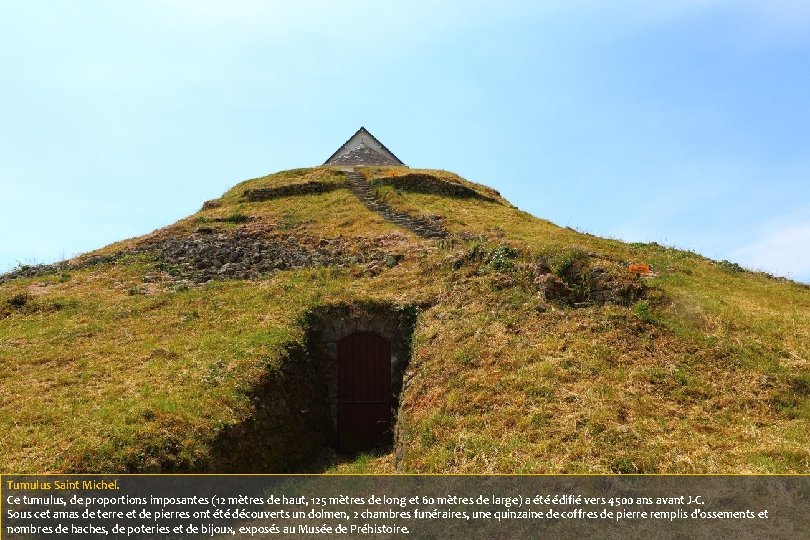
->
[[1, 167, 807, 473]]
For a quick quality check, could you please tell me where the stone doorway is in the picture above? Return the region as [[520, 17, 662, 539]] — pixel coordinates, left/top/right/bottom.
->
[[305, 302, 418, 453]]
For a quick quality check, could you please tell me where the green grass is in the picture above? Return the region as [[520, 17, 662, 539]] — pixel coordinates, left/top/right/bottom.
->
[[1, 166, 808, 473]]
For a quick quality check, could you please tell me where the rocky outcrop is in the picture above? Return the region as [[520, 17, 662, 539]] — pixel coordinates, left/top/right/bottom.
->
[[201, 200, 222, 210], [0, 229, 403, 286], [0, 254, 120, 285], [532, 257, 645, 307], [152, 230, 396, 283]]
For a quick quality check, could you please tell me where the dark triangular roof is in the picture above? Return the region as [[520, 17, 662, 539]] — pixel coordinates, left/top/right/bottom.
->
[[324, 127, 405, 166]]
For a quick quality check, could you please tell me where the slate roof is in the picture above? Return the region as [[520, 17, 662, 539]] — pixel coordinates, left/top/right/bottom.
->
[[324, 127, 405, 166]]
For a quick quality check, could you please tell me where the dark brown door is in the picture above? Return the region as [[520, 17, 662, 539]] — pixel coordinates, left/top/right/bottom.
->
[[338, 332, 392, 453]]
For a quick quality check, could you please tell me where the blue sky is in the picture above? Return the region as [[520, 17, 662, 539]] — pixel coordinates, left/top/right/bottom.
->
[[1, 1, 809, 282]]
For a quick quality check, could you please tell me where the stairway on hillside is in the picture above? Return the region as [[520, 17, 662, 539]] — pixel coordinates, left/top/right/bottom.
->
[[344, 171, 447, 239]]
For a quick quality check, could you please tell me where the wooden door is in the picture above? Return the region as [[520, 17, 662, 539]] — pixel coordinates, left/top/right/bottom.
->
[[338, 332, 392, 452]]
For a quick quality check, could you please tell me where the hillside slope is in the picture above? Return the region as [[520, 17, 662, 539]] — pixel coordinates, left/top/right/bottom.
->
[[1, 167, 808, 473]]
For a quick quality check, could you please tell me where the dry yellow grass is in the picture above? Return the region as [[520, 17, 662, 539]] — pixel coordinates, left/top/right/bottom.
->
[[1, 167, 807, 473]]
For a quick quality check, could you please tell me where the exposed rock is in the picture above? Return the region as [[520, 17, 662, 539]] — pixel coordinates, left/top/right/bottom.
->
[[531, 258, 645, 307], [533, 272, 573, 302], [0, 227, 404, 287], [151, 229, 400, 283], [0, 255, 119, 285]]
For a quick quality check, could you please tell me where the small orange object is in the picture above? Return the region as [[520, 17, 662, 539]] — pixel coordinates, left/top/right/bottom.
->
[[628, 263, 653, 275]]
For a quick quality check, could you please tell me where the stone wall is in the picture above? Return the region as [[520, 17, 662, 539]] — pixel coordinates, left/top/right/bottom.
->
[[327, 145, 401, 166], [303, 302, 418, 447], [373, 173, 497, 201], [242, 180, 342, 201]]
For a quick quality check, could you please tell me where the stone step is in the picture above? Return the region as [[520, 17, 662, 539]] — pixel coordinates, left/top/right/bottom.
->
[[343, 170, 447, 239]]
